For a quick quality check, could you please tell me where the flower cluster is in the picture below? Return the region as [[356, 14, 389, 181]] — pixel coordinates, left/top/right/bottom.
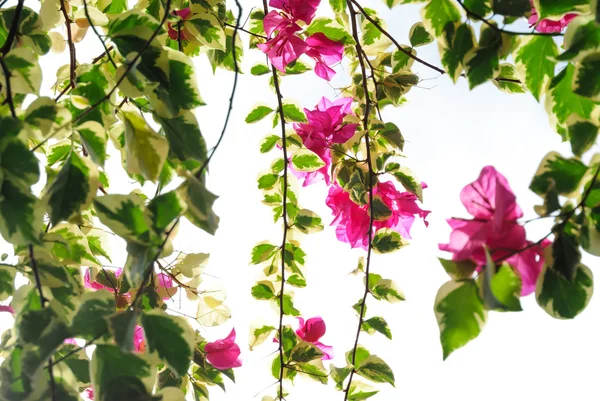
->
[[258, 0, 344, 80], [327, 181, 430, 250], [439, 166, 548, 295], [291, 97, 358, 186], [204, 328, 243, 370], [529, 0, 576, 33], [296, 316, 333, 359]]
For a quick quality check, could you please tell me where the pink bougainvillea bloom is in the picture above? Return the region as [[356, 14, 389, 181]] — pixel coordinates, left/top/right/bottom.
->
[[296, 317, 333, 360], [292, 97, 358, 186], [305, 33, 344, 81], [0, 305, 14, 314], [133, 325, 146, 353], [84, 268, 123, 292], [258, 24, 308, 73], [439, 166, 547, 296], [327, 181, 430, 250], [168, 8, 192, 40], [84, 387, 94, 400], [204, 329, 243, 370], [270, 0, 320, 25], [528, 1, 576, 33]]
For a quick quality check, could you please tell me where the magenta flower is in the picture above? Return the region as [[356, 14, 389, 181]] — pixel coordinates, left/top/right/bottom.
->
[[133, 325, 146, 353], [168, 8, 192, 40], [257, 23, 308, 73], [84, 268, 123, 292], [327, 181, 430, 249], [305, 33, 344, 81], [0, 305, 14, 314], [84, 387, 94, 400], [269, 0, 320, 25], [438, 166, 548, 295], [528, 0, 576, 33], [204, 329, 242, 370], [296, 317, 333, 360], [292, 97, 358, 186]]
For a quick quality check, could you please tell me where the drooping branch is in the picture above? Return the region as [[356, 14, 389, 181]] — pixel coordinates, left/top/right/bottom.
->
[[455, 0, 564, 37], [344, 2, 376, 399], [59, 0, 77, 88]]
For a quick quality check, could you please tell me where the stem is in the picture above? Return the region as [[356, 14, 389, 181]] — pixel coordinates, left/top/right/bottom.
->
[[83, 0, 117, 68], [59, 0, 77, 88], [29, 245, 57, 401], [224, 22, 267, 39], [0, 58, 16, 118], [0, 0, 25, 55], [456, 0, 564, 37], [344, 2, 375, 399], [262, 1, 288, 398]]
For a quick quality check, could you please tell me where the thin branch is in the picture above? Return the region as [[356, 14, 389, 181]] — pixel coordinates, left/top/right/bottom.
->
[[48, 332, 105, 367], [0, 0, 25, 55], [177, 21, 183, 52], [456, 0, 564, 37], [359, 47, 382, 120], [59, 0, 77, 88], [33, 0, 173, 151], [83, 0, 116, 68], [195, 0, 242, 179], [262, 1, 289, 398], [344, 2, 376, 400], [224, 21, 267, 39], [0, 58, 16, 118]]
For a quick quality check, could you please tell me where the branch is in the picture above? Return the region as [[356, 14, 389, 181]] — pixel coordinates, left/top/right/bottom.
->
[[59, 0, 77, 89], [83, 0, 116, 68], [348, 0, 522, 84], [195, 0, 243, 179], [344, 2, 376, 400], [0, 0, 25, 55], [33, 0, 173, 151], [0, 58, 16, 118], [456, 0, 564, 37], [262, 0, 289, 398], [224, 21, 267, 39], [29, 246, 57, 401]]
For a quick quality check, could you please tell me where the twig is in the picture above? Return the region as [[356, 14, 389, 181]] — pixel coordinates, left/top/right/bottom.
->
[[224, 21, 267, 39], [344, 2, 376, 400], [0, 58, 16, 118], [195, 0, 242, 179], [0, 0, 25, 55], [262, 1, 289, 399], [456, 0, 564, 37], [83, 0, 116, 68], [59, 0, 77, 88], [33, 0, 174, 151]]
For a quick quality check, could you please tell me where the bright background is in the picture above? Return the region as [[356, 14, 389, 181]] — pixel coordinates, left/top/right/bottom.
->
[[1, 0, 600, 400]]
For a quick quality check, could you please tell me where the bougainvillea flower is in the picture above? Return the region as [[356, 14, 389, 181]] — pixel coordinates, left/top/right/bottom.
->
[[84, 268, 123, 292], [168, 8, 193, 40], [296, 317, 333, 360], [270, 0, 320, 25], [0, 305, 14, 314], [528, 1, 576, 33], [305, 33, 344, 81], [134, 325, 146, 353], [204, 329, 242, 370], [327, 181, 430, 249], [84, 387, 94, 400], [292, 97, 358, 186], [258, 25, 309, 73], [439, 166, 547, 296]]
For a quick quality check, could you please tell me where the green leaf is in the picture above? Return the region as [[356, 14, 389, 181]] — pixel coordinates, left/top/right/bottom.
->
[[47, 144, 71, 167], [77, 121, 108, 167], [438, 258, 477, 280], [559, 18, 600, 61], [370, 278, 405, 302], [546, 64, 597, 127], [293, 209, 324, 234], [71, 291, 116, 340], [378, 122, 405, 151], [260, 135, 280, 153], [246, 105, 274, 123], [282, 103, 307, 122], [492, 63, 526, 93], [306, 17, 355, 45], [434, 280, 486, 359], [464, 0, 491, 15], [393, 167, 422, 200], [345, 345, 371, 367], [0, 265, 15, 301], [147, 191, 187, 234], [291, 149, 326, 172], [551, 229, 582, 281], [46, 152, 99, 226], [24, 96, 72, 139], [251, 243, 278, 264], [141, 310, 195, 376], [177, 175, 220, 235], [493, 0, 530, 16], [258, 173, 279, 190], [536, 263, 593, 319], [533, 0, 588, 20], [568, 119, 599, 157], [249, 325, 276, 350], [573, 53, 600, 100], [187, 6, 226, 50], [156, 111, 207, 164], [251, 281, 276, 300], [91, 345, 154, 401], [356, 355, 395, 386], [250, 63, 270, 75], [440, 23, 475, 82], [108, 309, 139, 352], [331, 365, 353, 390], [287, 274, 306, 288], [94, 194, 154, 244], [121, 111, 169, 183], [330, 0, 348, 13], [530, 152, 588, 197], [409, 22, 433, 47], [421, 0, 462, 37], [361, 316, 392, 339], [207, 26, 243, 72], [1, 48, 42, 95], [514, 36, 558, 101], [290, 341, 324, 363], [480, 248, 522, 311], [465, 24, 501, 88], [348, 381, 379, 400], [280, 294, 300, 316], [372, 229, 407, 254]]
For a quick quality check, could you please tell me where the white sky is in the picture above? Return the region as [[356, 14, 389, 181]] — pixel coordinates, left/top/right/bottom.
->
[[1, 0, 599, 400]]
